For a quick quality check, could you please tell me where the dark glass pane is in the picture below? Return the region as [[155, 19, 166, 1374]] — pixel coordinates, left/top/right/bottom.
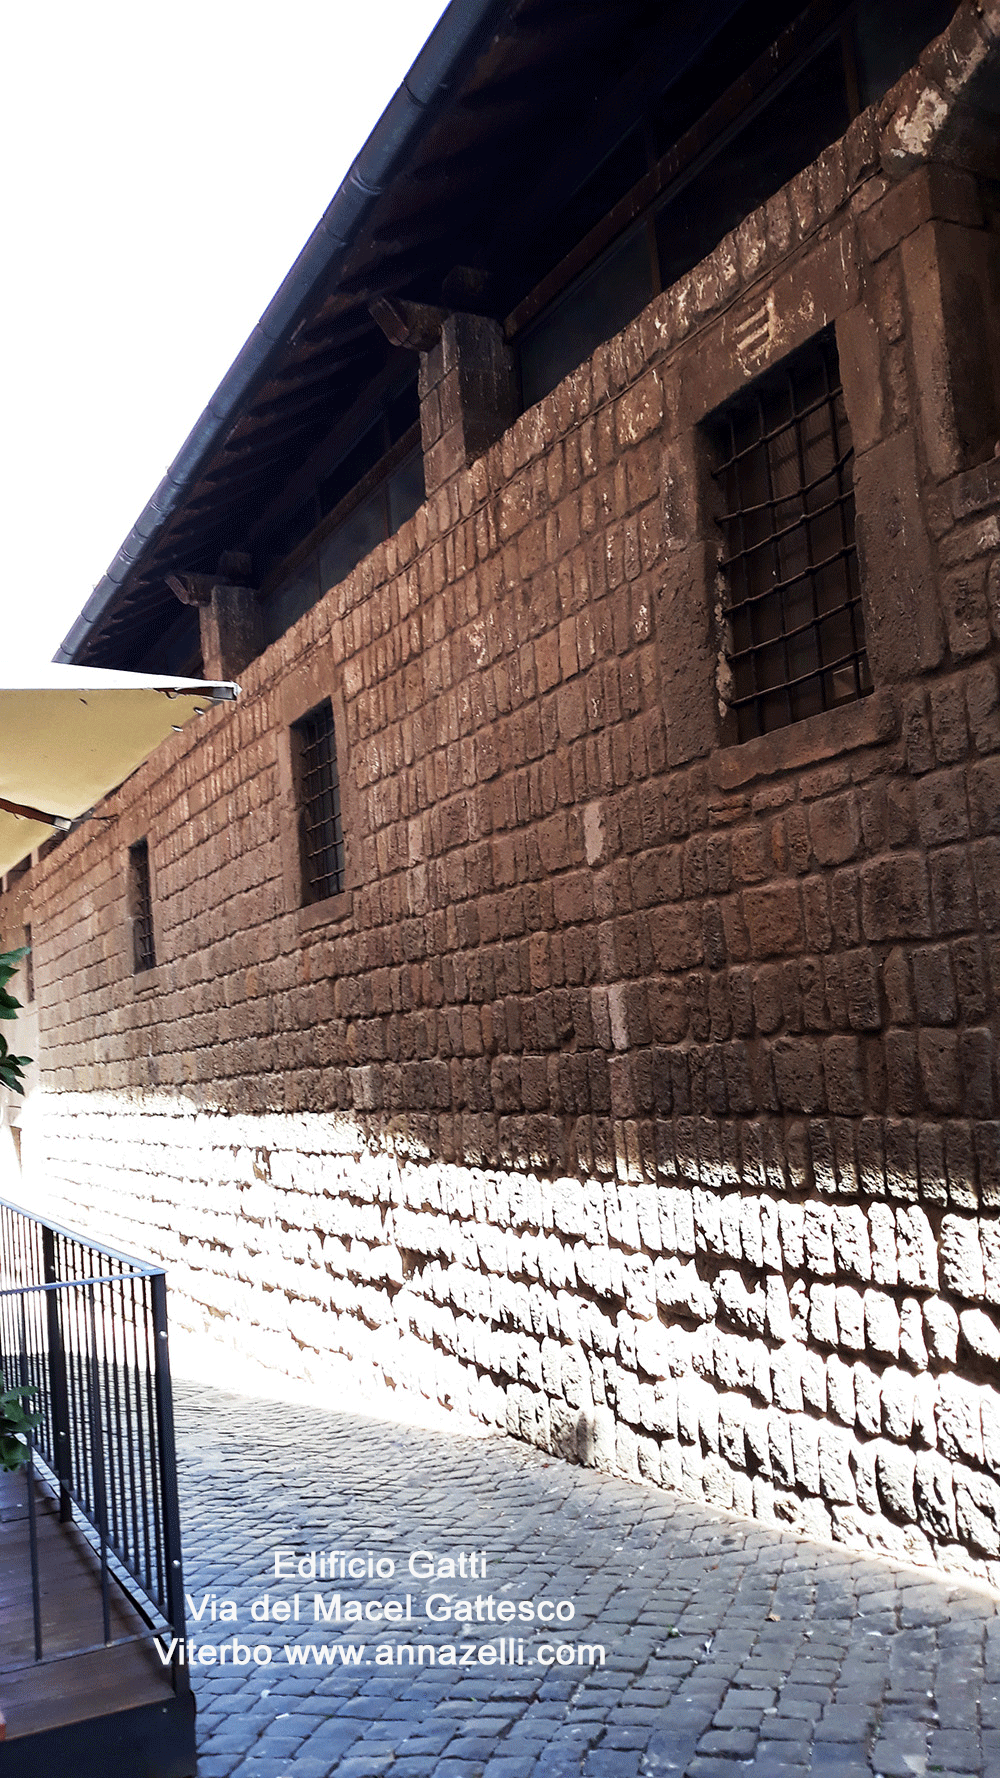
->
[[319, 423, 386, 518], [386, 379, 420, 446], [532, 128, 649, 277], [656, 39, 850, 292], [320, 488, 389, 593], [387, 450, 425, 533], [147, 608, 202, 677], [266, 498, 318, 565], [854, 0, 958, 109], [519, 228, 654, 409], [649, 0, 810, 158], [261, 552, 321, 648]]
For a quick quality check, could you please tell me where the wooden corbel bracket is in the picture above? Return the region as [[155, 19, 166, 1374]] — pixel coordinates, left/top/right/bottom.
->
[[368, 296, 449, 352]]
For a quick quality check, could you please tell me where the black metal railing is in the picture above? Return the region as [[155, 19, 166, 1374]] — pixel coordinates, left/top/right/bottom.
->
[[0, 1199, 188, 1687]]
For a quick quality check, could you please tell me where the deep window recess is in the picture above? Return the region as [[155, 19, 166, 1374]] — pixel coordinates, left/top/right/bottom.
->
[[293, 702, 345, 904], [654, 35, 850, 295], [709, 327, 871, 744], [259, 377, 423, 650], [129, 840, 156, 972], [23, 926, 32, 1004], [853, 0, 959, 112], [520, 228, 655, 412], [261, 439, 423, 649], [513, 0, 957, 408], [144, 606, 203, 679]]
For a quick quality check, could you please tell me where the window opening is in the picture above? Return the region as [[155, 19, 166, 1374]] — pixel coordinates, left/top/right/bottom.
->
[[259, 381, 423, 653], [853, 0, 958, 112], [654, 36, 850, 294], [23, 926, 32, 1004], [519, 228, 654, 411], [138, 605, 203, 678], [293, 702, 345, 903], [512, 1, 959, 409], [709, 327, 871, 743], [129, 840, 156, 972]]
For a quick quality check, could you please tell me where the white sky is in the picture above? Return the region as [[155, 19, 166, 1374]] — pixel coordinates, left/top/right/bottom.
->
[[1, 0, 449, 668]]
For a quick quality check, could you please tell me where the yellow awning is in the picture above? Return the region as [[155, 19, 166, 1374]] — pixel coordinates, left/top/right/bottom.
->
[[0, 665, 238, 876]]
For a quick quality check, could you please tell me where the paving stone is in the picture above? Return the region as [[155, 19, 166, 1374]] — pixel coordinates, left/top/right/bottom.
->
[[927, 1727, 983, 1770], [599, 1728, 650, 1749], [870, 1737, 931, 1777], [173, 1382, 1000, 1778], [687, 1760, 757, 1778], [808, 1748, 871, 1778], [696, 1725, 758, 1756], [203, 1726, 264, 1752], [746, 1750, 811, 1775], [233, 1761, 326, 1778]]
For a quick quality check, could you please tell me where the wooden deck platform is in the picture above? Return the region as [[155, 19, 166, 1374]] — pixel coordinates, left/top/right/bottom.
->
[[0, 1467, 175, 1741]]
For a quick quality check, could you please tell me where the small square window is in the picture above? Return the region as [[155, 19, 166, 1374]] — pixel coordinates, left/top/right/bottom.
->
[[709, 327, 872, 743], [129, 839, 156, 972], [292, 701, 345, 903]]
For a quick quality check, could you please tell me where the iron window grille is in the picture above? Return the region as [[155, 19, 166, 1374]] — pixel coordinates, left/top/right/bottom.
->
[[293, 700, 345, 902], [709, 326, 872, 743], [129, 839, 156, 971]]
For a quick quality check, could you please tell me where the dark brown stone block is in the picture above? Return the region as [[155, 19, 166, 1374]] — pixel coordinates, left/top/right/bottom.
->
[[743, 883, 804, 958], [853, 429, 944, 681], [860, 853, 932, 941]]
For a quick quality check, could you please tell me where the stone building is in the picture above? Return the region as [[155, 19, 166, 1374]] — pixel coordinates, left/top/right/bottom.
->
[[7, 0, 1000, 1578]]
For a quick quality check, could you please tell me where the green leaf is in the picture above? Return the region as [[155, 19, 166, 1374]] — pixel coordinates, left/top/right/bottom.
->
[[0, 1383, 40, 1472], [0, 1039, 28, 1090], [0, 950, 32, 1091]]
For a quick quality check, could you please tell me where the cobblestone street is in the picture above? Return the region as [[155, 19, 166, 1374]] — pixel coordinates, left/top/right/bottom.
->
[[176, 1382, 1000, 1778]]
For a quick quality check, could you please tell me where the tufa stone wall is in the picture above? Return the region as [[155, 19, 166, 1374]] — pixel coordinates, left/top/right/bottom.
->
[[9, 1, 1000, 1581], [30, 1095, 1000, 1583]]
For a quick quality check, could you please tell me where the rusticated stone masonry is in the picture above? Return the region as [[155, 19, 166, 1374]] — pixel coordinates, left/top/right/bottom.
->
[[31, 1099, 1000, 1586], [8, 1, 1000, 1584]]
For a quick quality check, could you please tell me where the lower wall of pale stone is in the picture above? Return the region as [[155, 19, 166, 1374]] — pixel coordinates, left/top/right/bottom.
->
[[20, 1090, 1000, 1586]]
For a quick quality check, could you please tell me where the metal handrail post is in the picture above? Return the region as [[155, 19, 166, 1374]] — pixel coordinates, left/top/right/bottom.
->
[[86, 1284, 113, 1645], [18, 1292, 44, 1662], [150, 1270, 189, 1695], [42, 1224, 73, 1521]]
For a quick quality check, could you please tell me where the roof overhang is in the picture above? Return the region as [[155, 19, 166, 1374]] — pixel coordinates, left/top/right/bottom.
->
[[53, 0, 763, 672]]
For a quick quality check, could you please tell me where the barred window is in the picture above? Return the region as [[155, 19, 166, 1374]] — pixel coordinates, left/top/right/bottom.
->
[[292, 700, 345, 903], [710, 327, 872, 743], [129, 839, 156, 972]]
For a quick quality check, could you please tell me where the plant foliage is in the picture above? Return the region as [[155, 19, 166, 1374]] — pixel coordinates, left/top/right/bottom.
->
[[0, 946, 31, 1095], [0, 1380, 40, 1472]]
